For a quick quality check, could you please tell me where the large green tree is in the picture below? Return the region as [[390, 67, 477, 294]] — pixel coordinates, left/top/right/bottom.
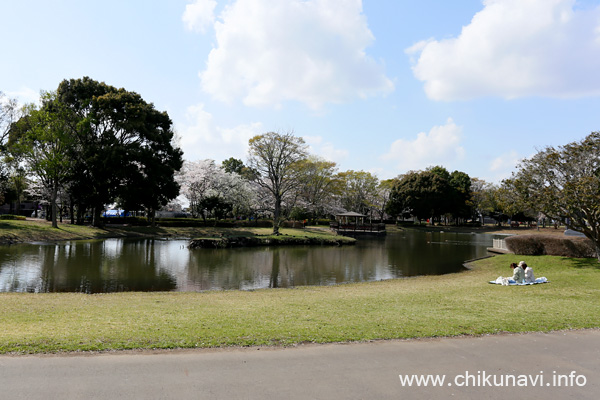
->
[[295, 156, 339, 221], [448, 170, 473, 223], [247, 131, 308, 235], [388, 170, 449, 223], [55, 77, 183, 226], [512, 132, 600, 260], [336, 170, 379, 216], [9, 92, 74, 227], [387, 167, 472, 224]]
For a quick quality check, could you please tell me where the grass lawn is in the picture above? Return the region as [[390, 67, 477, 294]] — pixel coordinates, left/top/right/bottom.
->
[[1, 254, 599, 354], [0, 219, 115, 243], [0, 219, 353, 245]]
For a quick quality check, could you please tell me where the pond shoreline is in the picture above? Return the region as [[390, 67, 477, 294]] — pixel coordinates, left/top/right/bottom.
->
[[0, 219, 356, 246], [2, 254, 599, 354], [1, 218, 569, 246]]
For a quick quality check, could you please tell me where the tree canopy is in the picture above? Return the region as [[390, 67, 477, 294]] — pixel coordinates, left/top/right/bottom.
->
[[512, 131, 600, 260], [59, 77, 183, 226], [9, 92, 74, 227], [7, 77, 183, 227], [386, 166, 474, 224]]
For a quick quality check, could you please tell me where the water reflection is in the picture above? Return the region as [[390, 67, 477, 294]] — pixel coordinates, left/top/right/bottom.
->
[[0, 240, 177, 293], [0, 231, 494, 293]]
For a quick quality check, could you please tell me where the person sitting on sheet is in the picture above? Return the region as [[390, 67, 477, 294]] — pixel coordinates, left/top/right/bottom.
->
[[510, 262, 525, 284], [520, 261, 535, 284]]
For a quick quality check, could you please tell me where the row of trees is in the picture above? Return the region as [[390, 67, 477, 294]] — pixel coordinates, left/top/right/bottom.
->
[[1, 78, 183, 227], [176, 132, 393, 235], [4, 80, 600, 257], [2, 82, 511, 235]]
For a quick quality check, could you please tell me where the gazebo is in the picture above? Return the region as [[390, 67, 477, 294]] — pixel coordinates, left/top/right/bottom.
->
[[335, 211, 367, 226], [331, 212, 385, 236]]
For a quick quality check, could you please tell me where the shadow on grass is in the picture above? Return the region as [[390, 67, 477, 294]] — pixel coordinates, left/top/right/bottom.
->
[[0, 222, 30, 231], [562, 257, 600, 270], [209, 228, 262, 238]]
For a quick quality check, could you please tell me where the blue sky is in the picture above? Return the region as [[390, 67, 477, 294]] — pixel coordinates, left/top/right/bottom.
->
[[2, 0, 600, 183]]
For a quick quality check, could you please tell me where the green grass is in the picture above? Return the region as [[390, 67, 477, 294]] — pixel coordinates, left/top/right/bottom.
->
[[0, 219, 353, 245], [1, 254, 599, 354], [0, 219, 115, 243], [189, 227, 356, 247]]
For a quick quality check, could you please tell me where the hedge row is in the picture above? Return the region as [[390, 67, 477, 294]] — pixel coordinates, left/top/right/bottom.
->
[[99, 217, 275, 228], [99, 217, 342, 228], [505, 234, 597, 258]]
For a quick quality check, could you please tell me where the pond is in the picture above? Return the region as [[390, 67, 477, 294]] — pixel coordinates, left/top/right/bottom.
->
[[0, 230, 495, 293]]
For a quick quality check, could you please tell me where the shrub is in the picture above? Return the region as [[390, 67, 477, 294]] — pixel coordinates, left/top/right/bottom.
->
[[505, 234, 596, 258]]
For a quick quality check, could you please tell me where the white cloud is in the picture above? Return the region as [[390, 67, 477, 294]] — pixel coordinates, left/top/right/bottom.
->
[[182, 0, 217, 33], [303, 135, 323, 146], [486, 150, 523, 182], [318, 142, 350, 163], [305, 135, 349, 164], [5, 87, 40, 105], [190, 0, 393, 109], [490, 150, 520, 172], [381, 118, 465, 172], [177, 103, 262, 162], [408, 0, 600, 100]]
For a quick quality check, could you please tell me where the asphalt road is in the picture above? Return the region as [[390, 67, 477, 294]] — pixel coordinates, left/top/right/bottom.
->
[[1, 329, 598, 399]]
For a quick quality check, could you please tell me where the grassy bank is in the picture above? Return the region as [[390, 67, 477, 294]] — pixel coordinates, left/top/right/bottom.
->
[[0, 219, 115, 243], [0, 219, 354, 245], [1, 254, 599, 354]]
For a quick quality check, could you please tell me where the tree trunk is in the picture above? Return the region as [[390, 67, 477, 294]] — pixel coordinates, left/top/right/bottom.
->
[[272, 196, 281, 235], [92, 206, 103, 228], [76, 204, 84, 225], [69, 201, 75, 225], [51, 183, 58, 229], [149, 208, 156, 227]]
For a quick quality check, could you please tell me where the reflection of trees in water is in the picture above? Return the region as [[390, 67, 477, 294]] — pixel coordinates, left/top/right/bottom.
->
[[269, 250, 280, 288], [0, 233, 492, 293], [185, 243, 394, 291], [0, 240, 177, 293], [385, 231, 486, 276], [0, 244, 45, 292]]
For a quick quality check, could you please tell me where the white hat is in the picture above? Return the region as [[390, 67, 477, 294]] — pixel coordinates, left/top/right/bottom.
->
[[518, 261, 525, 267]]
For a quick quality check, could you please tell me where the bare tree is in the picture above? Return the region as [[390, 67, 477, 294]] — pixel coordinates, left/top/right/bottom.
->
[[247, 131, 308, 235], [1, 92, 23, 202]]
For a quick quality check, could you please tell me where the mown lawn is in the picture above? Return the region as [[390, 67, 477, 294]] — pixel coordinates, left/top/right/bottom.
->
[[1, 254, 598, 354], [0, 219, 114, 243], [0, 219, 352, 244]]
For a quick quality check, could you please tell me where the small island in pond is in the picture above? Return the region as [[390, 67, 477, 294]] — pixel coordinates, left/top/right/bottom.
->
[[189, 230, 356, 249]]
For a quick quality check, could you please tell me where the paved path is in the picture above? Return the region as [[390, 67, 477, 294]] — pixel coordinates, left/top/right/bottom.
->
[[1, 330, 598, 399]]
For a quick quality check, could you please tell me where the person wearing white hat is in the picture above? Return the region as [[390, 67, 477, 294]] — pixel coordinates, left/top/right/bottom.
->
[[520, 261, 535, 284]]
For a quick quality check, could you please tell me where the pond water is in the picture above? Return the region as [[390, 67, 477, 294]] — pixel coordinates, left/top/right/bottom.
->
[[0, 230, 495, 293]]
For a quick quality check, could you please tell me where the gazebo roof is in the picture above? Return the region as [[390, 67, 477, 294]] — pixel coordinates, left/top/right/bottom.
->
[[336, 211, 366, 217]]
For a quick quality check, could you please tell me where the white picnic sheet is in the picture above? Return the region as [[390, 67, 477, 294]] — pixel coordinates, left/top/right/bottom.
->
[[489, 277, 549, 286]]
